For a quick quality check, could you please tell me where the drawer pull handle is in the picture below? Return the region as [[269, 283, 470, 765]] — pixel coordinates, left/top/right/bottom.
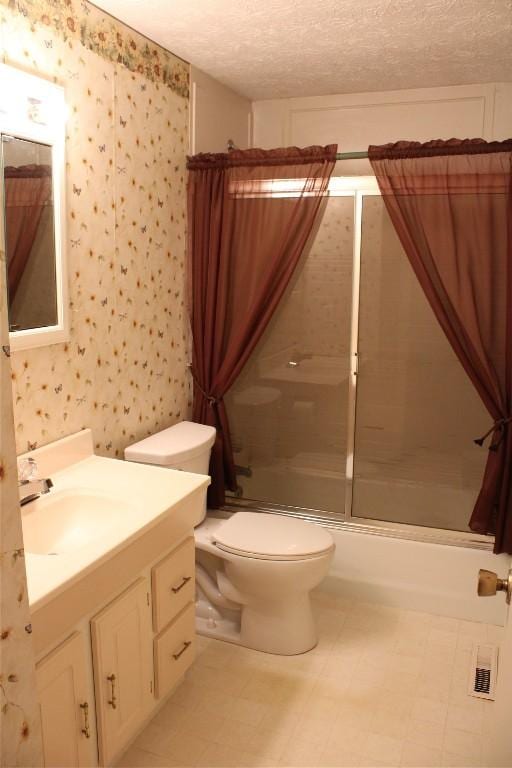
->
[[172, 641, 192, 660], [171, 576, 191, 594], [80, 701, 91, 738], [107, 674, 117, 709]]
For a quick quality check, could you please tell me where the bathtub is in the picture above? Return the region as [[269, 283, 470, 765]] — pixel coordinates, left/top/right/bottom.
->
[[319, 525, 509, 626]]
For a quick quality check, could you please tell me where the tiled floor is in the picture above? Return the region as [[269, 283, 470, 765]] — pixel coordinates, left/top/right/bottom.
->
[[118, 592, 503, 768]]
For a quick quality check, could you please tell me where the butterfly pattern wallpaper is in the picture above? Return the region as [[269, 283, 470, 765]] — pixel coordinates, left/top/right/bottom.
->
[[0, 3, 190, 760], [0, 0, 192, 459], [1, 234, 43, 765]]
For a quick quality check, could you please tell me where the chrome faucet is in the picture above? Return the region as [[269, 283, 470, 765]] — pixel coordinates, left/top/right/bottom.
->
[[18, 458, 53, 507]]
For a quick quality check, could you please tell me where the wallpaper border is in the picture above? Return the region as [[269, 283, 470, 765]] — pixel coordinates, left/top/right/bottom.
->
[[0, 0, 190, 97]]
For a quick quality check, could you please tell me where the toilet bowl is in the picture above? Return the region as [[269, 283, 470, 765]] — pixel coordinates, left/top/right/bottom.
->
[[125, 421, 335, 655], [195, 512, 334, 654]]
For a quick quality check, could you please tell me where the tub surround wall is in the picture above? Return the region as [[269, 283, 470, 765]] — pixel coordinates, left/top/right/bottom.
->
[[0, 253, 42, 764], [0, 0, 191, 458]]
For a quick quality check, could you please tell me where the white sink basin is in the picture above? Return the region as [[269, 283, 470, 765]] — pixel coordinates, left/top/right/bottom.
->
[[22, 488, 136, 556], [18, 429, 210, 610]]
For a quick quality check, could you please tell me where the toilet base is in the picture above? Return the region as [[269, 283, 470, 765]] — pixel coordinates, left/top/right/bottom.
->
[[240, 594, 318, 655], [195, 592, 318, 655], [196, 615, 242, 646]]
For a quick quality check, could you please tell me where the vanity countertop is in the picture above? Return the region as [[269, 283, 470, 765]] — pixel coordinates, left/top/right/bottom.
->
[[20, 430, 209, 611]]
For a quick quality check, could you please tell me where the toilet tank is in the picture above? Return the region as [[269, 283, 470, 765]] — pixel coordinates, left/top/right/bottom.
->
[[124, 421, 216, 475]]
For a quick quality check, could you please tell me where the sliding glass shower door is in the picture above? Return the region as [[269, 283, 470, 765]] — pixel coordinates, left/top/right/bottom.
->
[[225, 194, 354, 516], [351, 194, 489, 533], [225, 178, 491, 540]]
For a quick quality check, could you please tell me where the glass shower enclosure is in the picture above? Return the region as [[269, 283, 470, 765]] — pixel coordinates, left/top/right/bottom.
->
[[224, 177, 491, 546]]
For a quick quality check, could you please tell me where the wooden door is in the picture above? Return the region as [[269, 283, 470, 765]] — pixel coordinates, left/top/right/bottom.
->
[[91, 578, 153, 766], [488, 585, 512, 765], [36, 632, 95, 767]]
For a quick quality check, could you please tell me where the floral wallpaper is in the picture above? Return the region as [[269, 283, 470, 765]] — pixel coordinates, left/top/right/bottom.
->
[[1, 264, 42, 764], [0, 0, 191, 762], [0, 0, 192, 458]]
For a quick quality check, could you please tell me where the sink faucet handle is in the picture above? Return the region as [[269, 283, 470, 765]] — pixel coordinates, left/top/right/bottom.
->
[[18, 457, 38, 484]]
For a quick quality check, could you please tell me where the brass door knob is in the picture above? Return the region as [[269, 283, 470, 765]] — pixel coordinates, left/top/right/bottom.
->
[[477, 568, 512, 603]]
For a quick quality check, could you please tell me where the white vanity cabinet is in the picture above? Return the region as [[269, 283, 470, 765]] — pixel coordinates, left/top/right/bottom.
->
[[23, 429, 208, 766], [36, 632, 95, 767], [91, 578, 154, 766], [33, 534, 198, 767]]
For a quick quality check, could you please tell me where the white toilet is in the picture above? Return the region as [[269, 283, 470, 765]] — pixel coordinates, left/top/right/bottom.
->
[[125, 421, 335, 655]]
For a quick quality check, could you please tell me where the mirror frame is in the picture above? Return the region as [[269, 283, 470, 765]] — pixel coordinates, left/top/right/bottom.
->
[[0, 64, 68, 351]]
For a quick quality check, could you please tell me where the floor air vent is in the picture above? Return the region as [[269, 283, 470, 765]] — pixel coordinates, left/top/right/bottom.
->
[[469, 643, 499, 700]]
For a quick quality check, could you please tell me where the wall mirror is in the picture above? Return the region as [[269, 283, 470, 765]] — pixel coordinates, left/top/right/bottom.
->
[[0, 64, 68, 350]]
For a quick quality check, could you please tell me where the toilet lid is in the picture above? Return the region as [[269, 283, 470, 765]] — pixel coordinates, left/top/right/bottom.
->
[[213, 512, 334, 561]]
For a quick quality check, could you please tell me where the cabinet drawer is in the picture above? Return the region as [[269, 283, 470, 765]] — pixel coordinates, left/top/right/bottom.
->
[[152, 537, 195, 631], [154, 603, 195, 699]]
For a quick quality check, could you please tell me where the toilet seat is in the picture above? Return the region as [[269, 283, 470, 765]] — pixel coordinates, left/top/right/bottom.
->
[[212, 512, 334, 562]]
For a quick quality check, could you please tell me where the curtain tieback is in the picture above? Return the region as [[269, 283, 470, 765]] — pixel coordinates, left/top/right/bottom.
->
[[474, 416, 512, 451], [190, 367, 220, 407]]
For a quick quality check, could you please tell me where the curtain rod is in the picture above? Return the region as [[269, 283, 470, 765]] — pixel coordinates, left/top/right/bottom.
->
[[226, 141, 368, 161], [336, 151, 368, 160]]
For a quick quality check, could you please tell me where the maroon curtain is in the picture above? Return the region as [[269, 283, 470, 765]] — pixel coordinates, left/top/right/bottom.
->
[[187, 145, 337, 507], [4, 164, 52, 300], [369, 138, 512, 554]]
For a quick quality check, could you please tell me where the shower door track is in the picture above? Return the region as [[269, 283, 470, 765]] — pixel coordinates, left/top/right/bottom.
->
[[222, 177, 494, 552], [223, 497, 494, 551]]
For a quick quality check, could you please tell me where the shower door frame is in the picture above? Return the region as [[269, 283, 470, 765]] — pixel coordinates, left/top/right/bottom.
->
[[224, 176, 494, 551]]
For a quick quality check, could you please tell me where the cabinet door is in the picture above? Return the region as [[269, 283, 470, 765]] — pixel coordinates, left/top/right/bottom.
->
[[91, 578, 153, 766], [36, 632, 95, 767]]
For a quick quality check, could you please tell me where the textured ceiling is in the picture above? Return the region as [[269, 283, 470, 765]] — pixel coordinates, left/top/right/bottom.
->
[[93, 0, 512, 99]]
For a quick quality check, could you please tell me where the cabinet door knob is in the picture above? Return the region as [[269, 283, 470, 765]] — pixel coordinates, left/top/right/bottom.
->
[[172, 640, 191, 660], [171, 576, 191, 594], [107, 674, 117, 709], [80, 701, 91, 738]]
